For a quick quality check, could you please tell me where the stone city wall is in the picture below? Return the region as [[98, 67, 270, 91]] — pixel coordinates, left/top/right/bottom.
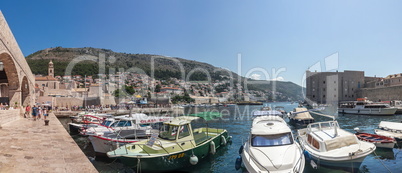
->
[[358, 85, 402, 101]]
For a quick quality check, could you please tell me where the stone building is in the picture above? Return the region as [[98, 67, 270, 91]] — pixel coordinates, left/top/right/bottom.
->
[[305, 70, 364, 104], [0, 11, 36, 124]]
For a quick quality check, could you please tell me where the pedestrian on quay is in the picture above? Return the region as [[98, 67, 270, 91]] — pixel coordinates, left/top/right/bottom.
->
[[25, 105, 31, 118], [43, 108, 48, 120], [32, 105, 38, 121], [38, 106, 42, 120]]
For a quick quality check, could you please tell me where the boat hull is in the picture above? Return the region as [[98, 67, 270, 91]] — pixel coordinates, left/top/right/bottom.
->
[[304, 151, 365, 172], [355, 132, 396, 149], [338, 108, 397, 115], [107, 132, 230, 171], [289, 118, 314, 126], [241, 143, 305, 173], [89, 135, 139, 154]]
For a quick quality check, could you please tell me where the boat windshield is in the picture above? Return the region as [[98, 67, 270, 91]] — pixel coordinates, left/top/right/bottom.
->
[[159, 124, 178, 140], [111, 120, 132, 127], [251, 133, 294, 147], [101, 120, 113, 127]]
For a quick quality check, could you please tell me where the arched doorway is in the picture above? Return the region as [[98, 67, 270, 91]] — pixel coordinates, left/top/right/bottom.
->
[[21, 76, 30, 106], [0, 52, 21, 106]]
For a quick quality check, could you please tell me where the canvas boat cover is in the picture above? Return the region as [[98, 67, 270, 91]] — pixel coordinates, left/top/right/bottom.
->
[[378, 121, 402, 132], [293, 108, 314, 120]]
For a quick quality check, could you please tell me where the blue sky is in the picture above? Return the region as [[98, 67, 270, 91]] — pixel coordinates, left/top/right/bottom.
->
[[1, 0, 402, 86]]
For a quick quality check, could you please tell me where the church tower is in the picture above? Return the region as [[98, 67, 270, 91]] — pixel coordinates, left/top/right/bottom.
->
[[48, 60, 54, 77]]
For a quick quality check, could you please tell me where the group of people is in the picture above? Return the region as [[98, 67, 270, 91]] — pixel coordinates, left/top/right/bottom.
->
[[24, 105, 50, 120]]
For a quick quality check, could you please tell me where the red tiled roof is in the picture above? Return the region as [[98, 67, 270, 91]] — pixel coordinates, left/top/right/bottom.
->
[[35, 76, 58, 81]]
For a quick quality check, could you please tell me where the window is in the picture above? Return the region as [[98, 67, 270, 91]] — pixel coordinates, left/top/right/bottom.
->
[[251, 133, 294, 147], [101, 120, 113, 127], [334, 95, 337, 97], [313, 95, 315, 98], [323, 88, 326, 91], [159, 124, 177, 140], [323, 81, 326, 84], [307, 134, 320, 149], [323, 95, 326, 98], [334, 81, 336, 83], [334, 88, 336, 91], [112, 121, 132, 127], [178, 125, 190, 139]]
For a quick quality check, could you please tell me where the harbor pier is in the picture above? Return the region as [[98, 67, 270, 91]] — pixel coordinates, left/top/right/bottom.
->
[[0, 113, 97, 173]]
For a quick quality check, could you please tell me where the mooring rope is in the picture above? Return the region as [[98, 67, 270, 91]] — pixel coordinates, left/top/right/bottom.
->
[[373, 150, 392, 173]]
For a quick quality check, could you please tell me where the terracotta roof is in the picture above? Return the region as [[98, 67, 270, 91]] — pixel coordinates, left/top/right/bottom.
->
[[35, 76, 58, 81], [161, 87, 181, 90]]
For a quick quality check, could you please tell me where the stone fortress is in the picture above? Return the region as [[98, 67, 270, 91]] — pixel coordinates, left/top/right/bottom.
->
[[306, 70, 402, 104]]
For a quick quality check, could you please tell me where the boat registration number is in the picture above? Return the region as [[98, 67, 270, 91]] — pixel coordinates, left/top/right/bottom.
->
[[168, 153, 185, 160]]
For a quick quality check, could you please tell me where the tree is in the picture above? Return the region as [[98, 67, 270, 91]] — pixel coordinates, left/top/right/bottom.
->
[[155, 84, 161, 92], [125, 85, 135, 95], [113, 89, 127, 98]]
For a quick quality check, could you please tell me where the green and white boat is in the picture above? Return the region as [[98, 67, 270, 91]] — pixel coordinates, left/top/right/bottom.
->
[[106, 114, 231, 172]]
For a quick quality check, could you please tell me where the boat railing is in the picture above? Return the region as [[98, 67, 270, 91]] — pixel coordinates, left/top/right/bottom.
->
[[293, 143, 305, 173], [116, 138, 197, 156]]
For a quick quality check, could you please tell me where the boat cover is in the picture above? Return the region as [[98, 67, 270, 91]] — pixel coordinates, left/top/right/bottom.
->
[[378, 121, 402, 131], [324, 135, 358, 151], [293, 108, 314, 120]]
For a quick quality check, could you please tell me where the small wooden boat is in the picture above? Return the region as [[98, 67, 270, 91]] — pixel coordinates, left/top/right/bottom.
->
[[355, 132, 396, 149]]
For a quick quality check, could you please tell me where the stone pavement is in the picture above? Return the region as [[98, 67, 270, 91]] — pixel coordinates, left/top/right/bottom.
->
[[0, 113, 98, 173]]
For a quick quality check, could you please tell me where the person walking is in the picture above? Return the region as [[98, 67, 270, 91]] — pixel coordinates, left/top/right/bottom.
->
[[25, 105, 31, 118], [43, 108, 48, 120], [32, 105, 38, 121], [38, 107, 42, 120]]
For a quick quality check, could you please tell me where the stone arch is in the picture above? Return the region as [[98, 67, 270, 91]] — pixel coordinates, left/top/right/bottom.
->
[[0, 52, 21, 106], [21, 76, 30, 106]]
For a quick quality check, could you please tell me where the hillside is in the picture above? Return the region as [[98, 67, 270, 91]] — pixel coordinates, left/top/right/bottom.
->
[[26, 47, 304, 101]]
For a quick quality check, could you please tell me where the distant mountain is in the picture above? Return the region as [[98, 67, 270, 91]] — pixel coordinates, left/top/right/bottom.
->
[[26, 47, 304, 101]]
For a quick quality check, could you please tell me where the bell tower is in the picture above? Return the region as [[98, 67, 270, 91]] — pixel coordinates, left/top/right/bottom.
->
[[48, 60, 54, 77]]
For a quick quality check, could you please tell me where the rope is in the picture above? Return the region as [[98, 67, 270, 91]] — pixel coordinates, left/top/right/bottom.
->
[[137, 157, 142, 173], [373, 150, 392, 173], [310, 111, 336, 120]]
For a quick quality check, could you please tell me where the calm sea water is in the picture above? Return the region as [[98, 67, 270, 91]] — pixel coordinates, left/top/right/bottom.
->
[[58, 102, 402, 173]]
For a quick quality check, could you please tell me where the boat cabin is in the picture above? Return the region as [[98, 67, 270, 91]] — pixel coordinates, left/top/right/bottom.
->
[[299, 121, 358, 152], [250, 116, 294, 147], [339, 101, 391, 109]]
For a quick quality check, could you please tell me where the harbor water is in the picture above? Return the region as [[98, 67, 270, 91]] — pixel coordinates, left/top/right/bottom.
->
[[58, 102, 402, 173]]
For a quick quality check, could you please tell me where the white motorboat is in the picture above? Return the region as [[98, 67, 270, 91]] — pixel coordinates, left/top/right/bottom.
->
[[298, 121, 375, 171], [88, 128, 158, 155], [338, 100, 397, 115], [82, 113, 171, 136], [253, 106, 285, 119], [374, 121, 402, 142], [240, 116, 305, 173], [68, 113, 115, 135]]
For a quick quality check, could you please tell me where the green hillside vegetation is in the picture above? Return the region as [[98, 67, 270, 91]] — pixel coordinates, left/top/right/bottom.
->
[[26, 47, 304, 101]]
